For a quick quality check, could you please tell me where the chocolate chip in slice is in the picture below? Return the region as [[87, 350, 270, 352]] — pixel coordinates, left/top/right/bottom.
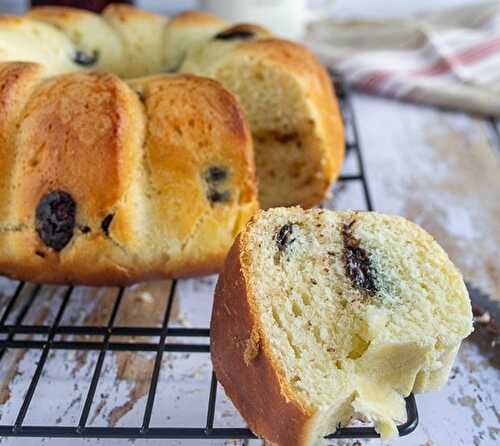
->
[[276, 224, 295, 252], [342, 222, 378, 296], [35, 190, 76, 252]]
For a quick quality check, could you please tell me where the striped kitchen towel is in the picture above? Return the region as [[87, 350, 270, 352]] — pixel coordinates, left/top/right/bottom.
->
[[306, 1, 500, 116]]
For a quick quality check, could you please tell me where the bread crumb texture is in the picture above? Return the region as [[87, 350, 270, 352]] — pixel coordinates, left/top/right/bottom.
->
[[215, 207, 473, 444]]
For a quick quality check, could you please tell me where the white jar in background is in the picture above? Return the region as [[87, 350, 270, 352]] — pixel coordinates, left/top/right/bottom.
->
[[199, 0, 335, 39]]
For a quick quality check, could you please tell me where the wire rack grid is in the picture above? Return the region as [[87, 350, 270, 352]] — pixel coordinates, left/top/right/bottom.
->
[[0, 73, 418, 442]]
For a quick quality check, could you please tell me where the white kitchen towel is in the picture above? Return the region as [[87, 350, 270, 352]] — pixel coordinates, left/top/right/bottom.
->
[[306, 1, 500, 116]]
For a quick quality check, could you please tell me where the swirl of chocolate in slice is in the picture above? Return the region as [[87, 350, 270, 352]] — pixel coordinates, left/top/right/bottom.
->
[[342, 220, 378, 296]]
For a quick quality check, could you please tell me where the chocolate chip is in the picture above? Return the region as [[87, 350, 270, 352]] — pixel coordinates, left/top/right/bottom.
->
[[204, 166, 228, 183], [215, 29, 255, 40], [35, 250, 45, 258], [79, 225, 91, 234], [207, 189, 231, 203], [101, 214, 114, 237], [276, 224, 295, 252], [136, 90, 145, 102], [73, 50, 99, 66], [35, 190, 76, 252], [342, 221, 377, 295]]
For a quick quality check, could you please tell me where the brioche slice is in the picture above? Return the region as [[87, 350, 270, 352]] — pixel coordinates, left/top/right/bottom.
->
[[180, 30, 344, 209], [211, 207, 473, 445]]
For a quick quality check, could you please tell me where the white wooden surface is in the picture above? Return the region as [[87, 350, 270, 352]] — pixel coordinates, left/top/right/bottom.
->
[[0, 1, 499, 446]]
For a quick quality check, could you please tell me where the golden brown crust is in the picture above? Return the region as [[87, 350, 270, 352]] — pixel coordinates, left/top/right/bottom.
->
[[169, 10, 227, 27], [0, 15, 25, 25], [129, 73, 258, 273], [27, 6, 96, 21], [211, 229, 312, 446], [131, 73, 257, 200], [0, 63, 42, 223], [15, 70, 138, 226], [1, 69, 144, 283], [0, 249, 226, 287], [0, 63, 44, 272], [102, 3, 163, 22], [0, 5, 343, 281], [0, 64, 258, 285]]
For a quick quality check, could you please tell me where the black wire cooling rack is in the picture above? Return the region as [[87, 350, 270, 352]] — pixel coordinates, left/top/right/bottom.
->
[[0, 73, 418, 442]]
